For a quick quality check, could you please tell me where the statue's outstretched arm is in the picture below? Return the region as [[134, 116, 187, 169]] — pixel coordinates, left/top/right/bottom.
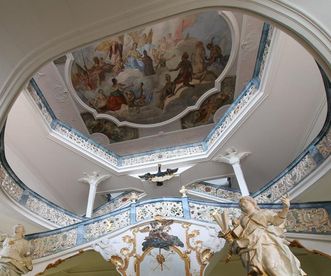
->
[[273, 195, 290, 225]]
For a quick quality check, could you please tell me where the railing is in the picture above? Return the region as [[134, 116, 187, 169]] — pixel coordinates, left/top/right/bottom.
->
[[92, 191, 145, 217], [26, 197, 331, 260], [186, 181, 242, 202], [0, 133, 84, 227]]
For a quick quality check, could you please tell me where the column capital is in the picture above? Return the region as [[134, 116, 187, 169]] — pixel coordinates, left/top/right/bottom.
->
[[213, 148, 250, 165], [79, 171, 111, 186]]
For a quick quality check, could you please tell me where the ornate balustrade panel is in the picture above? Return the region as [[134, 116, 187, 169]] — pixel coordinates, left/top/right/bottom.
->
[[25, 198, 331, 260], [0, 162, 83, 227], [255, 154, 318, 203], [0, 165, 24, 201], [93, 191, 145, 217], [187, 182, 242, 202], [32, 229, 77, 259], [136, 200, 184, 222], [189, 200, 331, 234], [85, 210, 130, 242]]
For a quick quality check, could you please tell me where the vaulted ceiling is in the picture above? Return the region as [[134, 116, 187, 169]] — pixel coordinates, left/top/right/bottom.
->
[[0, 2, 330, 238], [2, 9, 327, 218]]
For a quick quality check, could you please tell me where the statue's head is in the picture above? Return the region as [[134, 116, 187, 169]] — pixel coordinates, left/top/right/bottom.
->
[[13, 224, 25, 237], [239, 196, 260, 214]]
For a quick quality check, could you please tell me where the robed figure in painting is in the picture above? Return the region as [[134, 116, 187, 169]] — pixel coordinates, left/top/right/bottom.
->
[[213, 196, 306, 276], [0, 225, 33, 276]]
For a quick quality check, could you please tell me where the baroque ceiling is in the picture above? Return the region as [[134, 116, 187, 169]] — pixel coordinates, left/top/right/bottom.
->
[[3, 7, 327, 215], [34, 10, 262, 149]]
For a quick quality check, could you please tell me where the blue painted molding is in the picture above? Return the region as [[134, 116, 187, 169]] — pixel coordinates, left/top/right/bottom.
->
[[182, 197, 191, 219], [252, 23, 271, 78], [130, 203, 137, 224]]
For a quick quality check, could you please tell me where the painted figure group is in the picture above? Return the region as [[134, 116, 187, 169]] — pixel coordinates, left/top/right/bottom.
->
[[72, 28, 227, 114]]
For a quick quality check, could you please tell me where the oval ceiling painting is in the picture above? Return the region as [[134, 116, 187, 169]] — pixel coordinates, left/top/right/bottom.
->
[[69, 10, 232, 125]]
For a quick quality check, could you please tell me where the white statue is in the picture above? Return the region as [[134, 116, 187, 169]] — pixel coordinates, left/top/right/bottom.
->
[[213, 196, 306, 276], [0, 225, 33, 276]]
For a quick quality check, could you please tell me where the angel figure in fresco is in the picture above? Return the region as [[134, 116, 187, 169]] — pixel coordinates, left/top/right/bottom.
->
[[212, 196, 306, 276], [0, 225, 33, 276], [95, 36, 124, 74], [138, 29, 154, 53], [125, 42, 144, 71], [108, 36, 124, 72], [152, 47, 176, 72]]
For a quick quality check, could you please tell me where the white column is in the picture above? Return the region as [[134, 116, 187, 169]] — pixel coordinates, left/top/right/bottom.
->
[[79, 172, 110, 218], [213, 148, 250, 196]]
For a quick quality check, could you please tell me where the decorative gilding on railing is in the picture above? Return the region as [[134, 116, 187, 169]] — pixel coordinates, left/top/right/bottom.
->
[[25, 198, 331, 259], [253, 24, 274, 80], [121, 144, 205, 167]]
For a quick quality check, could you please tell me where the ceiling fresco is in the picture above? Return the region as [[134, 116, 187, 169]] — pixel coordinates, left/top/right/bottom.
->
[[69, 10, 232, 126], [81, 112, 139, 143], [181, 76, 235, 129]]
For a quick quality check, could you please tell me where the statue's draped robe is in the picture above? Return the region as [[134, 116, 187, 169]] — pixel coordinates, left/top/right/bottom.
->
[[236, 210, 306, 276], [0, 238, 32, 276]]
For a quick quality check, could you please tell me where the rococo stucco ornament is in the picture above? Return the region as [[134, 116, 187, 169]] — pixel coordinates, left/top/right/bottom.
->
[[213, 196, 306, 276]]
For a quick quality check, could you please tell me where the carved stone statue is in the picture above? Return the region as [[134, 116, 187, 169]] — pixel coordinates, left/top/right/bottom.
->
[[0, 225, 33, 276], [213, 196, 306, 276]]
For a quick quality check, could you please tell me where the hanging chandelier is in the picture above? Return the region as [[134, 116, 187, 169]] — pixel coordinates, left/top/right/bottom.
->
[[139, 164, 178, 186]]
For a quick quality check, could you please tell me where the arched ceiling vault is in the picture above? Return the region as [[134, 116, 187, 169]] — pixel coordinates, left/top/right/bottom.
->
[[0, 1, 331, 228], [0, 1, 331, 130]]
